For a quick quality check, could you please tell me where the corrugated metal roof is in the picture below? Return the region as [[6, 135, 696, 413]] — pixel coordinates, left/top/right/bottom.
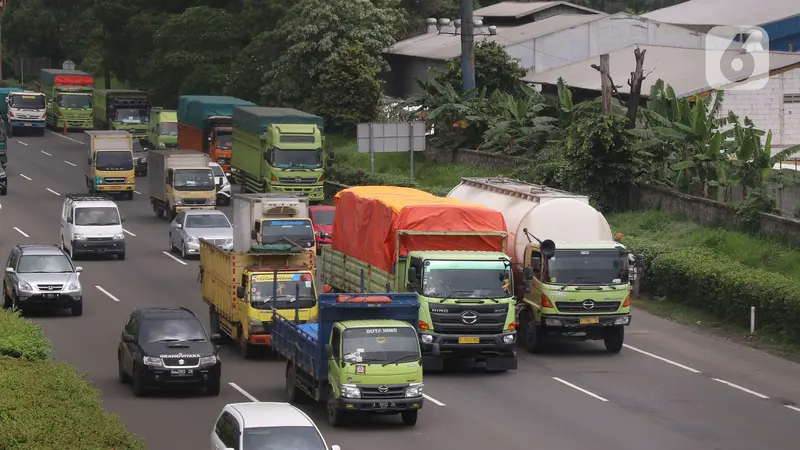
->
[[643, 0, 800, 27], [474, 1, 601, 18], [523, 45, 800, 97], [383, 14, 603, 60]]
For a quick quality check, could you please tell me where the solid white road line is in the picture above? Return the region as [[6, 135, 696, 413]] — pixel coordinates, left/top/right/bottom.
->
[[64, 160, 77, 167], [47, 130, 83, 144], [423, 394, 446, 406], [786, 405, 800, 413], [134, 190, 142, 195], [552, 377, 609, 402], [161, 251, 188, 265], [17, 140, 28, 146], [229, 382, 259, 402], [122, 228, 136, 237], [711, 378, 769, 399], [623, 344, 701, 373], [95, 285, 121, 302], [40, 150, 52, 156], [13, 227, 29, 238], [19, 174, 31, 180], [46, 188, 60, 196]]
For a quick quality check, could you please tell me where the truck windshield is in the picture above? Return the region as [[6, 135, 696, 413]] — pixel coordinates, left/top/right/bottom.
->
[[259, 220, 315, 247], [96, 151, 133, 170], [159, 122, 178, 135], [75, 207, 120, 226], [215, 133, 232, 150], [115, 108, 148, 124], [342, 327, 420, 364], [10, 95, 45, 109], [272, 149, 322, 169], [422, 260, 512, 299], [56, 94, 92, 109], [243, 426, 326, 450], [173, 169, 214, 191], [544, 249, 629, 285], [249, 273, 316, 310]]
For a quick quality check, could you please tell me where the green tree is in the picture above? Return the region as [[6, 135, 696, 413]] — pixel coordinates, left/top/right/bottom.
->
[[433, 40, 525, 94]]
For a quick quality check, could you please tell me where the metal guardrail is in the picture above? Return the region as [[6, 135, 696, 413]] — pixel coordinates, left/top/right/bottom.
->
[[323, 180, 350, 199]]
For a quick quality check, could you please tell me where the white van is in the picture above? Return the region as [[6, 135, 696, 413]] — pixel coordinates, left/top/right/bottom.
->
[[60, 194, 126, 260], [209, 162, 231, 206]]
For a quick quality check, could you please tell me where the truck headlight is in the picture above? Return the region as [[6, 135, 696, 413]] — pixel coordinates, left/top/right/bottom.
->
[[199, 355, 217, 365], [502, 334, 515, 344], [207, 197, 215, 205], [158, 143, 166, 149], [18, 280, 33, 291], [174, 198, 183, 205], [339, 384, 361, 398], [143, 356, 163, 367], [614, 316, 630, 325], [247, 318, 265, 333], [113, 233, 124, 240], [405, 382, 423, 397], [140, 157, 146, 163], [420, 334, 434, 344]]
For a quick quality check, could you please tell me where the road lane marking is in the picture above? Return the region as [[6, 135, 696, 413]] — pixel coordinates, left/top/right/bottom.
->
[[711, 378, 769, 399], [47, 130, 83, 144], [46, 188, 60, 196], [64, 160, 76, 167], [623, 344, 701, 373], [20, 174, 31, 180], [786, 405, 800, 413], [162, 251, 188, 265], [17, 140, 28, 146], [134, 190, 142, 194], [122, 228, 136, 237], [95, 285, 121, 302], [229, 382, 259, 402], [552, 377, 608, 402], [13, 227, 29, 238], [423, 394, 446, 406], [40, 150, 52, 156]]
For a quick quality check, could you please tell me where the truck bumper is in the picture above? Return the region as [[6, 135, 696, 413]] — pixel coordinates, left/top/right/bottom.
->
[[336, 396, 423, 412], [10, 120, 45, 128], [72, 239, 125, 256], [541, 313, 631, 338], [56, 118, 93, 129], [269, 184, 324, 201], [175, 205, 216, 212], [248, 333, 272, 346], [420, 331, 517, 355], [95, 184, 134, 192]]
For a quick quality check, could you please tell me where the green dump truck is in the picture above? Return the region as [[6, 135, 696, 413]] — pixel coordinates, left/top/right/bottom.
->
[[36, 69, 95, 130], [94, 89, 151, 140], [231, 107, 328, 202]]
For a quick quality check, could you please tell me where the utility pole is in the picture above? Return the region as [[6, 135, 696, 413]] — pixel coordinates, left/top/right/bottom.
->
[[459, 0, 475, 93]]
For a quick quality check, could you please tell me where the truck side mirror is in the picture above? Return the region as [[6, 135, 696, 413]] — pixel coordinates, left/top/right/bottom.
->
[[523, 267, 533, 280], [407, 267, 417, 282], [253, 221, 261, 232], [540, 239, 556, 258], [328, 152, 335, 160], [431, 343, 440, 357], [523, 280, 532, 293], [236, 286, 245, 298], [251, 229, 258, 241], [210, 333, 221, 344], [87, 158, 92, 165], [324, 344, 334, 358]]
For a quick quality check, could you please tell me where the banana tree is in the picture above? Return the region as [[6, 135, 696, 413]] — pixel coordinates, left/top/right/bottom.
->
[[477, 85, 558, 155]]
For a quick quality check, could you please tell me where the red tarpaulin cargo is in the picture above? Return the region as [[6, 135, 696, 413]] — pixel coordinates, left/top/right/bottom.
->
[[332, 186, 508, 273], [53, 75, 94, 86]]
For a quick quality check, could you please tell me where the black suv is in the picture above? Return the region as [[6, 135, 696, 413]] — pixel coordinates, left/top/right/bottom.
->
[[117, 307, 222, 397]]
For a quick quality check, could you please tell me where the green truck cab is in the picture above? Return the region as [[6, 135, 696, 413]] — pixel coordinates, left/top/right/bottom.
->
[[143, 108, 178, 150], [272, 292, 425, 427], [36, 69, 95, 130], [231, 107, 328, 202], [93, 89, 150, 140]]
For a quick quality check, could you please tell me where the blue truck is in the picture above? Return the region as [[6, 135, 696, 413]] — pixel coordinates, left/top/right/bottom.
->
[[272, 292, 433, 427]]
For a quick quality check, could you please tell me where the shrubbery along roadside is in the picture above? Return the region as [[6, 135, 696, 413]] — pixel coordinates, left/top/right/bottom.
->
[[0, 309, 144, 449]]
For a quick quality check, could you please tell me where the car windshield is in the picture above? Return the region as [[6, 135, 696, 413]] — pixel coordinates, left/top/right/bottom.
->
[[115, 108, 148, 124], [311, 209, 334, 226], [10, 94, 45, 109], [96, 151, 133, 170], [258, 220, 314, 247], [422, 260, 512, 299], [75, 207, 120, 226], [215, 133, 232, 150], [185, 214, 230, 228], [242, 426, 326, 450], [249, 273, 316, 310], [342, 327, 420, 364], [173, 169, 214, 191], [57, 94, 92, 109], [271, 149, 322, 169], [544, 249, 629, 285], [209, 165, 225, 177], [17, 254, 73, 273], [141, 319, 206, 343], [159, 122, 178, 135]]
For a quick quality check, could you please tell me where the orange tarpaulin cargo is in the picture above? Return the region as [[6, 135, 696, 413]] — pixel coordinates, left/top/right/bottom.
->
[[332, 186, 508, 273]]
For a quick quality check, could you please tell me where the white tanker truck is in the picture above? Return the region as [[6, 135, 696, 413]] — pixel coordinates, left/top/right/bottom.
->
[[447, 177, 633, 353]]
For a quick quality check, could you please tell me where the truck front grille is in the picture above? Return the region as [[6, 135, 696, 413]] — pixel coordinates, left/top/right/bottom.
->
[[360, 385, 406, 399], [555, 301, 621, 313], [183, 198, 208, 205], [278, 177, 318, 184], [104, 177, 126, 184], [429, 304, 508, 335]]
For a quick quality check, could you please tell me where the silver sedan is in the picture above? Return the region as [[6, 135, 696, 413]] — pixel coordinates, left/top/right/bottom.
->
[[169, 210, 233, 259]]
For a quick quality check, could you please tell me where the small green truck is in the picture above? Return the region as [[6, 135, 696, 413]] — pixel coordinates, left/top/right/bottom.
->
[[231, 107, 328, 202], [36, 69, 95, 130], [94, 89, 151, 140], [143, 108, 178, 150]]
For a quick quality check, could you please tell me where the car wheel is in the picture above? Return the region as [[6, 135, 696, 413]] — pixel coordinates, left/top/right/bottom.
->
[[118, 252, 126, 261], [118, 352, 130, 383], [168, 234, 174, 252], [0, 187, 6, 196], [2, 284, 12, 309], [132, 365, 147, 397], [71, 301, 83, 317], [206, 380, 221, 396], [181, 242, 187, 259]]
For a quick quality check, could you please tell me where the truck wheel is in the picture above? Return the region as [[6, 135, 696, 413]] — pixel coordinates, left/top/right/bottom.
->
[[154, 203, 164, 219], [326, 386, 343, 427], [521, 309, 545, 354], [37, 128, 45, 137], [168, 208, 177, 221], [238, 326, 254, 359], [285, 363, 305, 404], [603, 326, 624, 353], [400, 410, 418, 426]]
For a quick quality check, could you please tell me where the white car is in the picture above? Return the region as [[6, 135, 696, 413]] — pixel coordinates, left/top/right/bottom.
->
[[210, 162, 231, 205], [60, 194, 126, 260], [212, 402, 340, 450]]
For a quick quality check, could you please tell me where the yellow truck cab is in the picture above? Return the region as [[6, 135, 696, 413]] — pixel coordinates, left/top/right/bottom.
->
[[148, 150, 216, 220], [84, 130, 135, 200]]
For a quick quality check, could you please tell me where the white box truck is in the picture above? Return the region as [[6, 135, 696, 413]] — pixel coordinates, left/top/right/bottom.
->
[[148, 150, 215, 220]]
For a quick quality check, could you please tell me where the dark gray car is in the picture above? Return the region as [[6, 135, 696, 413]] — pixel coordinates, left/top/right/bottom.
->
[[3, 244, 84, 316]]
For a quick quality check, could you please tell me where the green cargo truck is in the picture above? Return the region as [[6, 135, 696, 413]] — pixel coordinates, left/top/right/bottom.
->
[[36, 69, 95, 130], [94, 89, 151, 140], [143, 108, 178, 150], [231, 107, 328, 202]]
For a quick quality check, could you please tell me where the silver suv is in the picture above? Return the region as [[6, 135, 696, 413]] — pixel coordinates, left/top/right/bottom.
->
[[3, 244, 84, 316]]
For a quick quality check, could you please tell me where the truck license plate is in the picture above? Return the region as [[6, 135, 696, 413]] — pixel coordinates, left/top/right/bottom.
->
[[372, 402, 395, 409], [580, 317, 599, 324], [170, 369, 193, 377], [458, 337, 480, 344], [24, 123, 31, 127]]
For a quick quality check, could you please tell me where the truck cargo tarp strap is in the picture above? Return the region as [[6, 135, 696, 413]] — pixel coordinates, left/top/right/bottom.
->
[[53, 75, 94, 86], [332, 186, 508, 273]]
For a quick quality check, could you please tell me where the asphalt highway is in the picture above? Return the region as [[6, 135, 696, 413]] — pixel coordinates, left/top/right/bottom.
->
[[3, 132, 800, 449]]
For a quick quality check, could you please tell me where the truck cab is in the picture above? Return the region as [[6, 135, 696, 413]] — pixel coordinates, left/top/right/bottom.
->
[[84, 131, 135, 200], [37, 69, 95, 130], [144, 108, 178, 150], [94, 89, 150, 140], [205, 118, 233, 174], [5, 91, 47, 136]]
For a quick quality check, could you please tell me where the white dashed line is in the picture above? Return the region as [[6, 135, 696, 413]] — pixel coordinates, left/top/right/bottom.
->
[[20, 174, 31, 180], [95, 285, 121, 302], [786, 405, 800, 413], [40, 150, 52, 156], [552, 377, 608, 402], [47, 130, 83, 144], [229, 383, 259, 402], [122, 228, 136, 237], [64, 161, 76, 167], [13, 227, 29, 238], [623, 344, 701, 373], [712, 379, 769, 399], [46, 188, 60, 196], [134, 190, 142, 195], [161, 251, 188, 265], [17, 140, 28, 146], [423, 394, 446, 406]]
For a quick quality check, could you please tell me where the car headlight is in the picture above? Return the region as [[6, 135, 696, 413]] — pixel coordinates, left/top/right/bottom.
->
[[405, 382, 423, 397], [185, 236, 197, 243], [143, 356, 163, 367], [73, 234, 86, 241], [340, 384, 361, 398], [113, 233, 124, 240], [18, 280, 33, 291], [199, 355, 217, 365], [67, 279, 80, 291]]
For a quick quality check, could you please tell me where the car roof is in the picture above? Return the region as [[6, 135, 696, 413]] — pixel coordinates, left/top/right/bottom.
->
[[73, 201, 118, 208], [17, 244, 66, 256], [183, 209, 227, 216], [227, 402, 316, 428], [135, 307, 198, 320]]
